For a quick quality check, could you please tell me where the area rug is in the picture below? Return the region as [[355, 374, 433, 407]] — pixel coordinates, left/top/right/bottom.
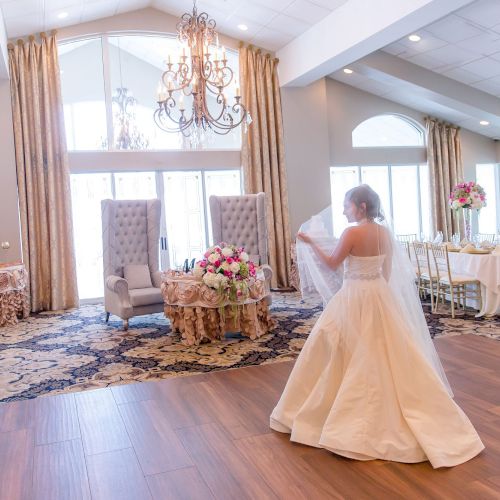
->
[[0, 292, 498, 402]]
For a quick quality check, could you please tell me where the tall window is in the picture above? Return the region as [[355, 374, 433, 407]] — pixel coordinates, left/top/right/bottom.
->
[[71, 169, 241, 300], [476, 163, 499, 234], [330, 165, 431, 238], [59, 34, 241, 151], [352, 114, 425, 148]]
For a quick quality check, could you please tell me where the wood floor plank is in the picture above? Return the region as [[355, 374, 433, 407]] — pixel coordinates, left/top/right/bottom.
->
[[0, 398, 36, 432], [177, 422, 277, 499], [234, 433, 344, 499], [118, 399, 192, 475], [0, 428, 33, 500], [33, 439, 91, 500], [86, 448, 151, 500], [146, 467, 215, 500], [35, 393, 80, 445], [75, 388, 131, 455]]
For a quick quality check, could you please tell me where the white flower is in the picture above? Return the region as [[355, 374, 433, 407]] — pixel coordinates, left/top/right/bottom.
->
[[221, 247, 233, 257], [221, 261, 230, 271], [240, 252, 249, 262], [193, 265, 204, 278], [230, 262, 240, 273], [208, 253, 219, 264]]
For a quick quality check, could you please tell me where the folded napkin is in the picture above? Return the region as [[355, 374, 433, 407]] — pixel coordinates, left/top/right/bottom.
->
[[445, 242, 458, 250], [480, 240, 493, 249], [460, 243, 476, 254], [460, 238, 469, 247]]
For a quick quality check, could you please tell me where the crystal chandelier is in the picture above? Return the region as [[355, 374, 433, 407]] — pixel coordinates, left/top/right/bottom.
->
[[153, 0, 250, 138]]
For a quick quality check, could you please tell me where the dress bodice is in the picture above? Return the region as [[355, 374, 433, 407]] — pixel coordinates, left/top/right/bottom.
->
[[343, 254, 385, 280]]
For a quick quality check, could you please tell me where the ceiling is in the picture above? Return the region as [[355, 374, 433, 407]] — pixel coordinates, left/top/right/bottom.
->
[[2, 0, 500, 139], [0, 0, 348, 51], [330, 0, 500, 139]]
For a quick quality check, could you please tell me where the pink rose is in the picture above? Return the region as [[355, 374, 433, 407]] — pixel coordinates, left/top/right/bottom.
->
[[226, 257, 233, 264], [200, 260, 207, 268], [214, 260, 220, 267], [459, 197, 466, 203]]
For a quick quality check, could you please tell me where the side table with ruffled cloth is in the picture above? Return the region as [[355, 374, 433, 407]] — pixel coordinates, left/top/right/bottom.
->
[[161, 270, 275, 346], [0, 263, 30, 326]]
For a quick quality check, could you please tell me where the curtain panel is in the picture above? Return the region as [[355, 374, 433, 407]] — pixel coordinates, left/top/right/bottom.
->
[[425, 117, 464, 241], [239, 44, 292, 289], [8, 32, 78, 311]]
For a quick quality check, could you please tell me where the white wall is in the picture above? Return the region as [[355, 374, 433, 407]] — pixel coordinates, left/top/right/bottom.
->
[[281, 77, 498, 234]]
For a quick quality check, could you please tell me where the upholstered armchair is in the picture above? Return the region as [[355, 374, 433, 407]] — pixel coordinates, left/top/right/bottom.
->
[[101, 199, 164, 330], [209, 193, 273, 295]]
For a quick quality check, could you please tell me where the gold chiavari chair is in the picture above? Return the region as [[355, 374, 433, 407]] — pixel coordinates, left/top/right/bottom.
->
[[412, 241, 435, 310], [476, 233, 496, 244], [428, 244, 482, 318], [396, 234, 417, 261]]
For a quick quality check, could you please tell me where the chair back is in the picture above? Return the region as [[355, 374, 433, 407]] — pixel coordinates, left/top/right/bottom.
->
[[101, 199, 161, 279], [209, 193, 268, 265], [428, 243, 452, 284], [476, 233, 496, 244], [396, 234, 417, 243], [411, 241, 429, 276]]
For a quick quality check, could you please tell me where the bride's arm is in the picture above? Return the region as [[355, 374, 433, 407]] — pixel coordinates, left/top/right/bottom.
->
[[298, 229, 353, 271]]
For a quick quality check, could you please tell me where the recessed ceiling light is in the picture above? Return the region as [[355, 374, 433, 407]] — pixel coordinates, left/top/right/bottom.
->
[[408, 34, 421, 42], [237, 24, 248, 31], [343, 68, 353, 74], [57, 12, 68, 19], [480, 120, 490, 126]]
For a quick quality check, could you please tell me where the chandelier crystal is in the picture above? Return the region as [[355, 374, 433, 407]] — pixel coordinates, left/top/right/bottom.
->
[[153, 0, 250, 138]]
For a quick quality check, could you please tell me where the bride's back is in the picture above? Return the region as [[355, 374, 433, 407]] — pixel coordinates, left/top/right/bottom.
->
[[348, 223, 391, 258]]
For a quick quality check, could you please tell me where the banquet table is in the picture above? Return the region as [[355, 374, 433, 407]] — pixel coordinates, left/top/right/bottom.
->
[[447, 252, 500, 317]]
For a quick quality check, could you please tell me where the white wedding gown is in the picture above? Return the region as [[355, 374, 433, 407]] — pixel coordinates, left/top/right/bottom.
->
[[270, 254, 484, 468]]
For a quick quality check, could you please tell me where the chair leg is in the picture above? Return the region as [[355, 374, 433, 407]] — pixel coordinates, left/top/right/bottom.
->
[[450, 287, 455, 319], [105, 312, 110, 323], [123, 319, 129, 331]]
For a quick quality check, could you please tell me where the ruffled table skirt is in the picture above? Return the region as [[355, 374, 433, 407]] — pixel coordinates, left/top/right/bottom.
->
[[0, 289, 30, 326], [165, 300, 275, 346]]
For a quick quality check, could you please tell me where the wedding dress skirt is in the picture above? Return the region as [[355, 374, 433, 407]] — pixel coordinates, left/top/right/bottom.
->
[[270, 255, 484, 468]]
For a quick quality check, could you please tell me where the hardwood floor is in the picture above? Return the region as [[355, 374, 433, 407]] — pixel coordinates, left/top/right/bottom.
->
[[1, 334, 500, 499]]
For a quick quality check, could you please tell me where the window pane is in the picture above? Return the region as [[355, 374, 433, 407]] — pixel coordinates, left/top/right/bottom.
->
[[419, 164, 432, 240], [108, 35, 241, 150], [163, 171, 206, 268], [204, 170, 242, 245], [476, 163, 497, 234], [59, 38, 107, 151], [352, 115, 424, 147], [391, 166, 419, 235], [360, 166, 391, 220], [114, 172, 157, 200], [330, 167, 359, 237], [71, 173, 112, 299]]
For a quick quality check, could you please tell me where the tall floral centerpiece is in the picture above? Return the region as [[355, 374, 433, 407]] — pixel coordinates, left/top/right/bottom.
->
[[193, 243, 257, 302], [449, 181, 486, 241]]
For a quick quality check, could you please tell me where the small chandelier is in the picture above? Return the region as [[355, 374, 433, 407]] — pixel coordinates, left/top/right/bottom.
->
[[153, 0, 250, 138]]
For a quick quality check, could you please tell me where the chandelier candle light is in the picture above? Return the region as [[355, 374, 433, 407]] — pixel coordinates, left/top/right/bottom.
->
[[154, 0, 250, 139]]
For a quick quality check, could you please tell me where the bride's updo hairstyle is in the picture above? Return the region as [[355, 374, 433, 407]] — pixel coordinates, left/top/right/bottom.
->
[[345, 184, 385, 222]]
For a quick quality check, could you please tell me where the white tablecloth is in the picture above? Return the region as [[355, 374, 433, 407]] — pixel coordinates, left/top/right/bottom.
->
[[448, 253, 500, 316]]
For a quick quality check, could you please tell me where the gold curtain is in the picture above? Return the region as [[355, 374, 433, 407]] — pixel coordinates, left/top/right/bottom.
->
[[425, 117, 464, 241], [239, 44, 292, 289], [8, 33, 78, 312]]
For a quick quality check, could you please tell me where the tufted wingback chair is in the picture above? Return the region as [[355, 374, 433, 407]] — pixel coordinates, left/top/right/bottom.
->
[[101, 199, 163, 330], [209, 193, 273, 296]]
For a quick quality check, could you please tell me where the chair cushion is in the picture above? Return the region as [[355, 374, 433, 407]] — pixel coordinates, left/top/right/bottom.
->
[[124, 264, 152, 289], [129, 287, 163, 307]]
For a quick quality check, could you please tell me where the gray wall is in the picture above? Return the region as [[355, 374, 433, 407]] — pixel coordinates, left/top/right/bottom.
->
[[281, 77, 499, 234], [0, 79, 21, 263]]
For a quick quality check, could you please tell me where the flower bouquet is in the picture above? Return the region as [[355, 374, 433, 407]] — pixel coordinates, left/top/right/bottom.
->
[[449, 181, 486, 241], [193, 243, 257, 302]]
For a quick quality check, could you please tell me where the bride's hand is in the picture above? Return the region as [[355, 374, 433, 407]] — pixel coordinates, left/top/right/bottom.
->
[[297, 232, 313, 244]]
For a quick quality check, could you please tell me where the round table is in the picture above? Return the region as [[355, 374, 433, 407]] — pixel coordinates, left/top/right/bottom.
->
[[161, 271, 275, 346], [0, 263, 30, 327]]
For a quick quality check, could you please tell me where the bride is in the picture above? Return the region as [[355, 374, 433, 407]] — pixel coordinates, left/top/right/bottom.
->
[[270, 184, 484, 468]]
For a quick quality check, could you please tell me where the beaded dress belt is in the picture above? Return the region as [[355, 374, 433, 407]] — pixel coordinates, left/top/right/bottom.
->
[[343, 272, 381, 280]]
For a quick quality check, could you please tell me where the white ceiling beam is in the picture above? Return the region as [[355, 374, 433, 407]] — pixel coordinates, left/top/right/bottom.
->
[[277, 0, 475, 87], [0, 7, 9, 79], [354, 51, 500, 122]]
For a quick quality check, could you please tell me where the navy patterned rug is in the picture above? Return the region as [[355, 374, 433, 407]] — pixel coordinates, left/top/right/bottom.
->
[[0, 292, 498, 402]]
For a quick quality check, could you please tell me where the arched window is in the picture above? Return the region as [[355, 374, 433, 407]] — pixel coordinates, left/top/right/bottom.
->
[[352, 114, 425, 148]]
